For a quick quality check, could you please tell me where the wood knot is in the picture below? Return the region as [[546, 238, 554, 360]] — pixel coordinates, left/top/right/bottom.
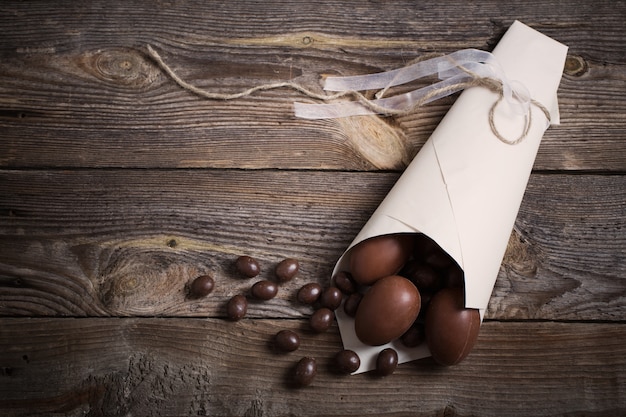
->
[[79, 47, 159, 88], [502, 230, 538, 276], [564, 54, 588, 77], [99, 247, 212, 315], [336, 115, 412, 170]]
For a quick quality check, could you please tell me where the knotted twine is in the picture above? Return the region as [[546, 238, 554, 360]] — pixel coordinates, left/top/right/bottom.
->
[[146, 45, 551, 146]]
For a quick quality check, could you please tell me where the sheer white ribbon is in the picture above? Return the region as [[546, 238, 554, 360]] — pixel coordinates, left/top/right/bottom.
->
[[294, 49, 531, 120]]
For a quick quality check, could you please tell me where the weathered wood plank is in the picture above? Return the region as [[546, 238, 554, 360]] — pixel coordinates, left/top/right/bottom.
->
[[1, 3, 624, 417], [1, 170, 624, 320], [0, 1, 625, 171], [0, 318, 624, 417]]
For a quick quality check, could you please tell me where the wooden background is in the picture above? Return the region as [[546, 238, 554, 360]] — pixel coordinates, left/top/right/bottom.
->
[[1, 1, 625, 416]]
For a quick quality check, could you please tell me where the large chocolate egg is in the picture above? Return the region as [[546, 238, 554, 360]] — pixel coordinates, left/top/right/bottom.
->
[[349, 234, 414, 286], [354, 275, 421, 346], [425, 287, 480, 366]]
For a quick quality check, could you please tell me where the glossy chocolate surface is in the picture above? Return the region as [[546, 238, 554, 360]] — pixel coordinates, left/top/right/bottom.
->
[[274, 330, 300, 352], [293, 357, 317, 387], [425, 287, 480, 366], [226, 294, 248, 321], [349, 234, 414, 285], [297, 282, 323, 305], [235, 255, 261, 278], [275, 258, 299, 282], [250, 280, 278, 300], [376, 348, 398, 376], [310, 308, 334, 333], [333, 271, 356, 294], [189, 274, 215, 298], [334, 350, 360, 374], [354, 275, 421, 346], [342, 292, 362, 318], [319, 286, 343, 310]]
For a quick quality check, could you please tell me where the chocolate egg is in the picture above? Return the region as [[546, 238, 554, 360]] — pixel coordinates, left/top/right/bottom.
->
[[425, 287, 480, 366], [349, 234, 414, 286], [354, 275, 421, 346]]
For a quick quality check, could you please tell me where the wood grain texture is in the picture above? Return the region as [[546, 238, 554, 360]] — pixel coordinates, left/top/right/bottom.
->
[[1, 170, 624, 321], [0, 318, 624, 417], [1, 2, 624, 416], [0, 1, 625, 170]]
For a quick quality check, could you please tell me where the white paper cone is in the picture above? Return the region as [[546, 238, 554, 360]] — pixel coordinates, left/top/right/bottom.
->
[[333, 21, 568, 373]]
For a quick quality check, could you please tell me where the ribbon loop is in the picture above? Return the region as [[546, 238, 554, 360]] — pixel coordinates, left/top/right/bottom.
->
[[294, 49, 534, 123], [323, 49, 493, 92]]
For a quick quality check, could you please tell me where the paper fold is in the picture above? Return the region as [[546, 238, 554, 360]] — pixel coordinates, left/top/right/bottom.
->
[[332, 21, 568, 373]]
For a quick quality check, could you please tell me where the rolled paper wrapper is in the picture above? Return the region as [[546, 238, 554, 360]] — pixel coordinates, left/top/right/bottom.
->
[[332, 21, 569, 373]]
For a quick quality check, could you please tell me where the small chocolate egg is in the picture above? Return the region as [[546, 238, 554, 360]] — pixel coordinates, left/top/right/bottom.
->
[[319, 286, 343, 310], [275, 258, 299, 282], [425, 287, 480, 366], [310, 308, 334, 333], [226, 294, 247, 321], [297, 282, 323, 305], [274, 330, 300, 352], [333, 271, 356, 294], [250, 280, 278, 300], [354, 275, 421, 346], [349, 234, 414, 286], [235, 255, 261, 278], [334, 349, 361, 374], [376, 348, 398, 376], [343, 292, 362, 318], [188, 274, 215, 298], [293, 357, 317, 387]]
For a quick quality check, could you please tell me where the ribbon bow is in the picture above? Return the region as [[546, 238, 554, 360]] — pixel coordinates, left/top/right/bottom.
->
[[295, 49, 548, 145]]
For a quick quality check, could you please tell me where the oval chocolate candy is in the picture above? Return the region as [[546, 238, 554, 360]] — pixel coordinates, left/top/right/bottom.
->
[[349, 234, 414, 286], [354, 275, 421, 346], [425, 287, 480, 366]]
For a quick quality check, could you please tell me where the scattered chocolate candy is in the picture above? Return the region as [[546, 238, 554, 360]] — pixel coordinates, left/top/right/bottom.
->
[[425, 287, 480, 366], [333, 271, 356, 294], [293, 357, 317, 387], [274, 330, 300, 352], [250, 280, 278, 300], [275, 258, 299, 282], [376, 348, 398, 376], [319, 286, 343, 310], [342, 292, 362, 318], [297, 282, 322, 305], [354, 275, 421, 346], [236, 255, 261, 278], [400, 323, 425, 348], [188, 274, 215, 298], [309, 308, 334, 333], [226, 294, 247, 321], [334, 349, 360, 374], [349, 234, 414, 285]]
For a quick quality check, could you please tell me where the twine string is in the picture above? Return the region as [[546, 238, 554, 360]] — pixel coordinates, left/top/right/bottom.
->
[[146, 45, 551, 145]]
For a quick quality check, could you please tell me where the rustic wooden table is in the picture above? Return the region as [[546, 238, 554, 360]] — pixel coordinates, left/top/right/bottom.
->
[[1, 2, 625, 416]]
